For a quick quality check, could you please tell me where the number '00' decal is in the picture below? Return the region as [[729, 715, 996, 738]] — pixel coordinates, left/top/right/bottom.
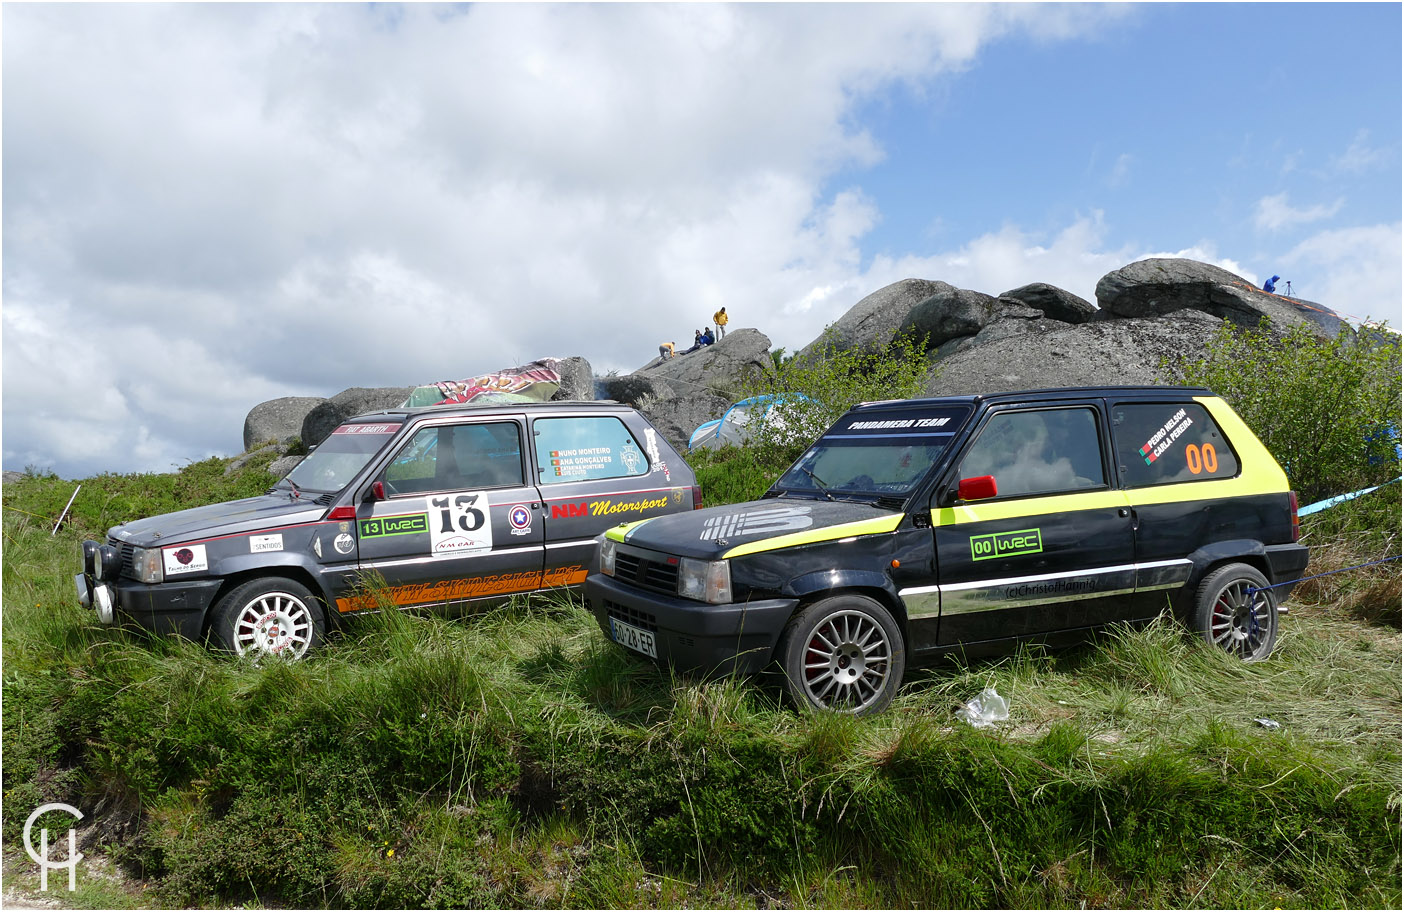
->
[[1185, 443, 1218, 475]]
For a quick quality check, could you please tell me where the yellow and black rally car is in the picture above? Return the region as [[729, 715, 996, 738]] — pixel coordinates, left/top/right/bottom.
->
[[76, 401, 699, 658], [586, 387, 1308, 715]]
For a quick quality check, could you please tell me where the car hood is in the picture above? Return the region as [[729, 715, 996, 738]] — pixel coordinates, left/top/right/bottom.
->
[[612, 497, 904, 560], [109, 493, 329, 547]]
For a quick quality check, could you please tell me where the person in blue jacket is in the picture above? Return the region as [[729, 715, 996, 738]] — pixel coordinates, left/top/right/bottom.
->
[[1263, 275, 1281, 293], [699, 327, 715, 346]]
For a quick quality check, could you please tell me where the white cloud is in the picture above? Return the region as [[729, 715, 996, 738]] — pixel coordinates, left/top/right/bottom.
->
[[1253, 192, 1345, 232], [1331, 129, 1388, 174], [4, 3, 1133, 477], [1281, 223, 1403, 327], [1107, 153, 1133, 188]]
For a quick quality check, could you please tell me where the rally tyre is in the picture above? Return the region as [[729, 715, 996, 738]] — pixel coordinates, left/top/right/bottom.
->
[[211, 577, 326, 660], [778, 595, 904, 715], [1192, 562, 1277, 662]]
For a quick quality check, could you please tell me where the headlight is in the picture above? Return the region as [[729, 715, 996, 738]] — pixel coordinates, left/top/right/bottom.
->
[[598, 536, 617, 576], [130, 547, 163, 584], [677, 557, 732, 604]]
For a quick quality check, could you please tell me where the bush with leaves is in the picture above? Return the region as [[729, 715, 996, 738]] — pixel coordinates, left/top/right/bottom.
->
[[736, 327, 932, 467], [1164, 319, 1401, 504]]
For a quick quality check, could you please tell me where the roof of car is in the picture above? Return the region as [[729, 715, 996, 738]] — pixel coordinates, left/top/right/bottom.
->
[[346, 399, 629, 423], [852, 386, 1215, 411]]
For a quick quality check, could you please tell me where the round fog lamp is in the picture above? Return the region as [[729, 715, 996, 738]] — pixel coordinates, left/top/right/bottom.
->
[[81, 540, 100, 578], [97, 544, 122, 581], [93, 586, 115, 625]]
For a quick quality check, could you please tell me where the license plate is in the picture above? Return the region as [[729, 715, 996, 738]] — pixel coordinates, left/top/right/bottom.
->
[[610, 617, 657, 659]]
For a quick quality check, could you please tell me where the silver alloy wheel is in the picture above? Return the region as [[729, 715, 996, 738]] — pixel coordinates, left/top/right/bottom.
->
[[801, 608, 893, 711], [232, 590, 315, 658], [1208, 578, 1273, 660]]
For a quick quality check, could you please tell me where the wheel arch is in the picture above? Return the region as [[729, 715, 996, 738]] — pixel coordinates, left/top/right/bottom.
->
[[783, 569, 909, 636], [1186, 539, 1272, 578], [203, 563, 336, 637]]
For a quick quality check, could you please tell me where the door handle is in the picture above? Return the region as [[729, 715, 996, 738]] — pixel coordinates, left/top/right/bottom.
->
[[1118, 508, 1130, 518]]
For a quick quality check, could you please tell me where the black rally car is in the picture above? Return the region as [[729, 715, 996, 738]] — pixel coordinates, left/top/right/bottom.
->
[[76, 401, 699, 658], [587, 386, 1309, 714]]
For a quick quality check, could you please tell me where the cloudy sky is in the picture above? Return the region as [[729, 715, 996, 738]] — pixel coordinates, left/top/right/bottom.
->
[[4, 3, 1400, 479]]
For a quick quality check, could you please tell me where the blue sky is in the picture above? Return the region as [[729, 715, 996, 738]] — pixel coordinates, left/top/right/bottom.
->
[[4, 3, 1400, 478]]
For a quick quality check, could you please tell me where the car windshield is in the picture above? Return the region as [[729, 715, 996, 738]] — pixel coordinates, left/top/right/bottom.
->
[[773, 405, 970, 499], [282, 421, 404, 494]]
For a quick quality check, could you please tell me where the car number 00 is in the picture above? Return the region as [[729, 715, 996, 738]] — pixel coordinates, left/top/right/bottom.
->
[[610, 618, 657, 659]]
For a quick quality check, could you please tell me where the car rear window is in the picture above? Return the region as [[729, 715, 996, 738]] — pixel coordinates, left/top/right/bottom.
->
[[532, 416, 651, 485], [1111, 402, 1240, 487]]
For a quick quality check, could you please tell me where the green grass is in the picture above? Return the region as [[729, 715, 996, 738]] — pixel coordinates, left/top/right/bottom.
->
[[3, 459, 1400, 908]]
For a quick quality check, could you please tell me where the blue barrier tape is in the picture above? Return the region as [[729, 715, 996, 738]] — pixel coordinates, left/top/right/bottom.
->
[[1246, 555, 1402, 595], [1297, 477, 1401, 517]]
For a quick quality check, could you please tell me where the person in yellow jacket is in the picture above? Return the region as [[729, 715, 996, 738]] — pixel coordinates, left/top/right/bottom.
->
[[713, 306, 729, 339]]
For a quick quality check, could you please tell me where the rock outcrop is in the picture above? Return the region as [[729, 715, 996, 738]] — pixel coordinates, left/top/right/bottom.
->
[[601, 329, 774, 452], [923, 309, 1229, 397], [243, 396, 325, 450], [796, 279, 952, 360], [896, 285, 1001, 350], [997, 283, 1097, 324], [637, 328, 773, 391], [219, 255, 1366, 475], [1095, 257, 1345, 337], [549, 356, 596, 401], [301, 387, 416, 448]]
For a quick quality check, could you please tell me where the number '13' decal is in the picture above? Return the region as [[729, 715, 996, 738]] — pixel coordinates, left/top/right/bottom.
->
[[431, 494, 486, 533]]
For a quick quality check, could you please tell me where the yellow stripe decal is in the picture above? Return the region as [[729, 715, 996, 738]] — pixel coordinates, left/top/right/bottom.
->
[[934, 396, 1289, 527], [605, 518, 654, 542], [934, 488, 1131, 526], [722, 514, 904, 559]]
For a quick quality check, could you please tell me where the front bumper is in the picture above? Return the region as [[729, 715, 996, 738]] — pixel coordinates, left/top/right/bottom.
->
[[586, 574, 798, 676], [75, 571, 220, 641]]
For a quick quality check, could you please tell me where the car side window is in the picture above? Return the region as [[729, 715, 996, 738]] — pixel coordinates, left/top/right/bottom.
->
[[957, 407, 1106, 499], [1111, 402, 1239, 487], [533, 416, 650, 485], [383, 422, 525, 496]]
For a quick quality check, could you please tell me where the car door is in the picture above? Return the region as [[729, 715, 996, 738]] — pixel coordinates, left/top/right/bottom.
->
[[1107, 398, 1246, 594], [339, 416, 545, 614], [929, 402, 1139, 646], [530, 412, 687, 588]]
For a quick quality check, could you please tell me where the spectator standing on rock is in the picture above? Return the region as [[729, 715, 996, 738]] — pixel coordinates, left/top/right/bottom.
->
[[713, 306, 729, 339], [1262, 275, 1280, 293], [658, 341, 675, 361]]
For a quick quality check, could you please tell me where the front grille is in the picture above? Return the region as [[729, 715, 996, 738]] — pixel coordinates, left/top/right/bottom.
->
[[615, 551, 679, 596], [605, 599, 657, 632], [108, 537, 134, 579]]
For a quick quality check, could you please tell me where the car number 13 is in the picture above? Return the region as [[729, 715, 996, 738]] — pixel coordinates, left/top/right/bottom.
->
[[429, 491, 493, 556]]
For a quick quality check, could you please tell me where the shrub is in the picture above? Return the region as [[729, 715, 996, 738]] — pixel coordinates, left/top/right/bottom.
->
[[1165, 319, 1402, 503], [688, 327, 933, 503]]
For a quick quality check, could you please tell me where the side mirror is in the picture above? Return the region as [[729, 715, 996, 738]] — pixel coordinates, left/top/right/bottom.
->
[[364, 481, 386, 502], [957, 475, 998, 502]]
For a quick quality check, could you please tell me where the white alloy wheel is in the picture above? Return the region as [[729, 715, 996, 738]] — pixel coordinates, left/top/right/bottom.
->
[[212, 578, 325, 660]]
